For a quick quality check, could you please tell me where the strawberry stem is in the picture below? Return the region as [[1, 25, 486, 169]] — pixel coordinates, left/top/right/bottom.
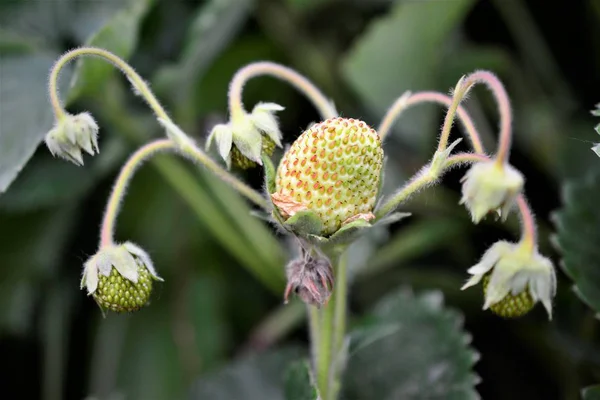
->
[[308, 251, 348, 400], [378, 91, 485, 153], [228, 61, 338, 121]]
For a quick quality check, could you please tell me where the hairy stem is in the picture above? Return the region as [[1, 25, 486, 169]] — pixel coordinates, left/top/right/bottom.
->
[[100, 140, 174, 247], [375, 166, 439, 219], [437, 77, 475, 153], [49, 47, 169, 122], [379, 91, 485, 153], [309, 251, 348, 400], [49, 47, 268, 210], [228, 61, 337, 121], [462, 71, 513, 164], [516, 195, 537, 252]]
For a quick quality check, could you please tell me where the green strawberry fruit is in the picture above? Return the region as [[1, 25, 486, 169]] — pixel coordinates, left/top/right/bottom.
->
[[483, 273, 534, 318], [232, 135, 277, 169], [93, 259, 154, 313], [273, 117, 383, 236]]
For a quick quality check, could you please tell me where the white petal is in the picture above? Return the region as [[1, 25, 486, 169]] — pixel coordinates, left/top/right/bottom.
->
[[461, 274, 483, 290], [83, 260, 98, 294], [509, 271, 530, 295], [532, 272, 553, 319], [466, 241, 511, 275], [216, 128, 233, 162], [232, 123, 263, 164], [251, 112, 282, 147], [253, 102, 284, 112], [112, 246, 139, 283], [96, 252, 114, 276], [124, 242, 163, 281]]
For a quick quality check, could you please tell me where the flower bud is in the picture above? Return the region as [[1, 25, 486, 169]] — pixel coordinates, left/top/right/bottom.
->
[[460, 160, 524, 223], [284, 253, 334, 307], [45, 112, 99, 165], [461, 241, 556, 319], [81, 242, 163, 313], [206, 103, 284, 169]]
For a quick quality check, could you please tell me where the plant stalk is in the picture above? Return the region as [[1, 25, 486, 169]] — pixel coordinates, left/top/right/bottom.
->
[[309, 250, 348, 400]]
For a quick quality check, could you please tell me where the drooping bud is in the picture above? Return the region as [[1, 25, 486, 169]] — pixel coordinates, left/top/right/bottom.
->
[[284, 253, 334, 307], [460, 160, 524, 223], [461, 240, 556, 319], [206, 103, 284, 169], [45, 112, 99, 165], [81, 242, 163, 313]]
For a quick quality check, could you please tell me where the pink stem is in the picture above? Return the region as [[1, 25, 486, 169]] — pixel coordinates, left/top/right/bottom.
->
[[463, 71, 513, 163]]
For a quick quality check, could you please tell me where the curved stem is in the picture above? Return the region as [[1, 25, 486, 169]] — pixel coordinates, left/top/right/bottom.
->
[[50, 47, 268, 211], [100, 140, 174, 247], [49, 47, 169, 122], [100, 139, 270, 248], [379, 91, 485, 153], [462, 71, 513, 164], [374, 167, 439, 219], [228, 61, 337, 120], [159, 119, 269, 209], [516, 195, 537, 252]]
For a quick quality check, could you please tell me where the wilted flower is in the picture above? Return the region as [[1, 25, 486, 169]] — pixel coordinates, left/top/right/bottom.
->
[[461, 241, 556, 319], [206, 102, 284, 169], [45, 112, 99, 165], [460, 160, 524, 223], [81, 242, 163, 313], [284, 252, 334, 307]]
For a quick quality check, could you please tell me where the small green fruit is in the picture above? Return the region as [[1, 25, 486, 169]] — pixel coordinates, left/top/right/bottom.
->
[[93, 260, 153, 313], [232, 135, 276, 169], [483, 274, 534, 318]]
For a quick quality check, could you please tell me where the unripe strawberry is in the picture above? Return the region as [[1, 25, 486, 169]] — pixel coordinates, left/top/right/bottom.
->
[[231, 135, 277, 169], [93, 260, 154, 313], [273, 117, 383, 236], [81, 242, 163, 314], [482, 274, 534, 318]]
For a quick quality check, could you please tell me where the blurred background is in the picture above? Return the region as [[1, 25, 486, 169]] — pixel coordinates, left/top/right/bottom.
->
[[2, 0, 600, 399]]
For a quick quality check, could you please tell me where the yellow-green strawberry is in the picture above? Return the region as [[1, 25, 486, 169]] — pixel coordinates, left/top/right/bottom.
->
[[231, 135, 277, 169], [482, 273, 534, 318], [81, 242, 163, 314], [93, 260, 154, 313], [272, 117, 383, 236]]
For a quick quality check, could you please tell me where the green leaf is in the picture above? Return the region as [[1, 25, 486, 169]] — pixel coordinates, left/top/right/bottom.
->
[[583, 385, 600, 400], [0, 0, 150, 194], [342, 0, 475, 151], [191, 347, 305, 400], [0, 53, 61, 194], [67, 0, 153, 102], [553, 167, 600, 313], [342, 288, 480, 400], [284, 360, 319, 400], [284, 210, 325, 237]]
